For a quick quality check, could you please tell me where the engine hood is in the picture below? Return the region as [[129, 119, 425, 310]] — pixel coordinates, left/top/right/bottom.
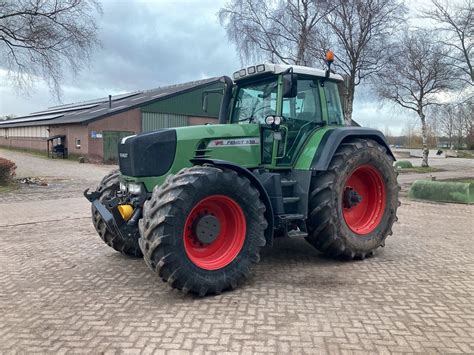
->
[[119, 124, 261, 190]]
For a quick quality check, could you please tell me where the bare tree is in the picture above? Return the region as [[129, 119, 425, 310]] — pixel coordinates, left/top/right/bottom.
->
[[454, 98, 474, 148], [402, 118, 419, 148], [0, 0, 102, 96], [423, 0, 473, 84], [430, 97, 474, 149], [219, 0, 334, 66], [375, 30, 457, 167], [319, 0, 407, 124], [426, 115, 439, 147], [433, 104, 456, 148], [464, 101, 474, 149], [219, 0, 407, 126]]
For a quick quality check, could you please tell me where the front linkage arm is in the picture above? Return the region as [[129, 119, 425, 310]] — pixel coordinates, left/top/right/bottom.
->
[[83, 188, 140, 241]]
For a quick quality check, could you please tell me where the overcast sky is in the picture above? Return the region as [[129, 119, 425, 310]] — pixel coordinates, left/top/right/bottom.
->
[[0, 0, 441, 134]]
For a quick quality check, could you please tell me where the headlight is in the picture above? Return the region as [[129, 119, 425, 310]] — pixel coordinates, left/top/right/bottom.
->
[[265, 115, 282, 126], [128, 183, 142, 195], [265, 115, 275, 125], [119, 182, 127, 192]]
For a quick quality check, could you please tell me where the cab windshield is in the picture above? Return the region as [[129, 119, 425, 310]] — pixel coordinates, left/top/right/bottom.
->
[[231, 76, 343, 126], [231, 79, 278, 124]]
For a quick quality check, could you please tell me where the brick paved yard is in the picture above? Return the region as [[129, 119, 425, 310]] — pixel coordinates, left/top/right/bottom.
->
[[1, 149, 473, 353]]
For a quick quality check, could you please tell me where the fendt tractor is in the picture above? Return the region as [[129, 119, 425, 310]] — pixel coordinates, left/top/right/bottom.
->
[[85, 52, 399, 296]]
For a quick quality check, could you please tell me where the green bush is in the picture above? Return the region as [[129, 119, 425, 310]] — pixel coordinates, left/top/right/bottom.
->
[[395, 160, 413, 169], [0, 158, 17, 185]]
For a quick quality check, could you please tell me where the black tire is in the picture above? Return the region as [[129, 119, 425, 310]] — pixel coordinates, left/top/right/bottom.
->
[[91, 170, 142, 257], [306, 138, 399, 259], [138, 165, 267, 296]]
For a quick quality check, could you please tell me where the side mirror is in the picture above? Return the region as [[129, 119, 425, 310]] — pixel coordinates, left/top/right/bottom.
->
[[282, 69, 298, 98], [202, 88, 225, 113], [202, 92, 209, 112]]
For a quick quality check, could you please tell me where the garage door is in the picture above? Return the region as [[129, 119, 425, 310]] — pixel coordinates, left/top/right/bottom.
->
[[142, 112, 188, 132], [103, 130, 134, 162]]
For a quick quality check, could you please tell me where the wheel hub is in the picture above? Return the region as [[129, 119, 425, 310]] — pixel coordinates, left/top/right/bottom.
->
[[342, 165, 386, 235], [183, 195, 246, 270], [193, 214, 221, 244], [343, 187, 363, 208]]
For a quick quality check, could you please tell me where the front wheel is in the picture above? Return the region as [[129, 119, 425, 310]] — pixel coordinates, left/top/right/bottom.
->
[[91, 170, 142, 257], [139, 166, 267, 296], [306, 138, 399, 259]]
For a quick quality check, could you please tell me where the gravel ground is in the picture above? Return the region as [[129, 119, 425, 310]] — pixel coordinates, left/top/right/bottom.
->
[[0, 149, 116, 203]]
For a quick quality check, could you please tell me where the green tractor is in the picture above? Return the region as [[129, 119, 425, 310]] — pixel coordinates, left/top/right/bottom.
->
[[85, 55, 399, 296]]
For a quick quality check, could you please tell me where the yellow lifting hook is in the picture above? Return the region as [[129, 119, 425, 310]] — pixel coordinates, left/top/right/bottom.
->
[[117, 204, 134, 221]]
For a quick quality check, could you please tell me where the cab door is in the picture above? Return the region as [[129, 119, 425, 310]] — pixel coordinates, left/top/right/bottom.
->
[[229, 78, 279, 166], [273, 78, 325, 166]]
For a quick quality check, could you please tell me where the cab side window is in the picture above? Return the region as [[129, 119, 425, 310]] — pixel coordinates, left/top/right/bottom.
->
[[324, 81, 343, 125], [282, 79, 322, 122]]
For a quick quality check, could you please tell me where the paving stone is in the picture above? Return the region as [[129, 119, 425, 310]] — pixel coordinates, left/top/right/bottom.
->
[[1, 149, 473, 353]]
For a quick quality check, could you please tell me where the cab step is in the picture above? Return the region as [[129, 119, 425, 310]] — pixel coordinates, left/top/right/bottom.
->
[[279, 214, 305, 221], [283, 196, 300, 204], [281, 179, 297, 187], [288, 230, 308, 238]]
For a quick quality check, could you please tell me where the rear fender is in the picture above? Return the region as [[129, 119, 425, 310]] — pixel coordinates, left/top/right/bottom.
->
[[311, 128, 395, 171], [190, 158, 274, 246]]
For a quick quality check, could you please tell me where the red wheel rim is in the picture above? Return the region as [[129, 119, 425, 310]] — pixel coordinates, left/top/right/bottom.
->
[[184, 195, 246, 270], [342, 165, 386, 235]]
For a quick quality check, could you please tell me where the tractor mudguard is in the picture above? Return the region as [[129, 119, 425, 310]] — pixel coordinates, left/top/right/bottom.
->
[[310, 127, 395, 171], [190, 158, 275, 246]]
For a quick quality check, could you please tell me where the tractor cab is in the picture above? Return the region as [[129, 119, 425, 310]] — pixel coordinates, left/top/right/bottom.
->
[[228, 63, 344, 168]]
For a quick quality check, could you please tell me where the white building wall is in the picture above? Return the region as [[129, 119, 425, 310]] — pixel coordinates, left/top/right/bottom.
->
[[0, 126, 49, 138]]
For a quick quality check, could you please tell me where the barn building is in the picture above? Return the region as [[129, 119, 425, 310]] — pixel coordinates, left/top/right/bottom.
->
[[0, 77, 223, 162]]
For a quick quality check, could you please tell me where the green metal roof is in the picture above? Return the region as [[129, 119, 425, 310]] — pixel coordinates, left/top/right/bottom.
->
[[140, 81, 223, 117]]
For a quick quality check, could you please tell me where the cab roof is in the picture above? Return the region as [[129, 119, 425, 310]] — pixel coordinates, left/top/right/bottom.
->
[[233, 63, 344, 82]]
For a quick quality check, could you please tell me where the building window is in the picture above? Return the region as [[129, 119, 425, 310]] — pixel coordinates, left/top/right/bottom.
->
[[75, 138, 81, 149]]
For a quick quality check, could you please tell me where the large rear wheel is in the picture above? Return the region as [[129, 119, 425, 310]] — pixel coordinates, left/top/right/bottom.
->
[[306, 139, 399, 259], [139, 166, 267, 296]]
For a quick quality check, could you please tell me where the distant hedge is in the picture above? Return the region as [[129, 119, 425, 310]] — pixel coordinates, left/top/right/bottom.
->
[[0, 158, 17, 185], [409, 180, 474, 204], [395, 160, 413, 169]]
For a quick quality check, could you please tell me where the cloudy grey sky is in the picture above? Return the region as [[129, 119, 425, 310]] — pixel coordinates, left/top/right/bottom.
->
[[0, 0, 436, 134]]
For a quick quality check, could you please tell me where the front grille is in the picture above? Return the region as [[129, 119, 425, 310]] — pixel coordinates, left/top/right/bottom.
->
[[119, 129, 177, 177]]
